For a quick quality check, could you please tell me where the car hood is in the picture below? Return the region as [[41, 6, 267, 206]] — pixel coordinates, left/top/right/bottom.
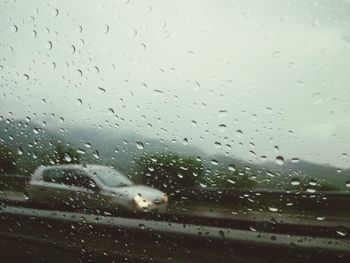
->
[[108, 185, 166, 202]]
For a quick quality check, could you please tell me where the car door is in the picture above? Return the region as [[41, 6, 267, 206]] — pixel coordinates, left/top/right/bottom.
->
[[40, 168, 68, 206], [66, 169, 100, 210]]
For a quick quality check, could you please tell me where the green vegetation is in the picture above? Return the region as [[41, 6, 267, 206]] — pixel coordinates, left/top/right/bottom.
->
[[134, 153, 204, 194], [207, 167, 258, 189], [39, 143, 80, 166], [0, 143, 18, 174]]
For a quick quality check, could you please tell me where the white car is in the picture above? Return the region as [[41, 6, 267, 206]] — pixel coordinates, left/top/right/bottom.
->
[[27, 165, 168, 213]]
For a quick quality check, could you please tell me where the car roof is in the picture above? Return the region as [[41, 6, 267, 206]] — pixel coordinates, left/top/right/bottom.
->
[[43, 164, 113, 171]]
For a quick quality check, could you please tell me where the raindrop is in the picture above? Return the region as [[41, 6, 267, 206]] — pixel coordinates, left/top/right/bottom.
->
[[77, 98, 82, 105], [275, 156, 284, 165], [236, 130, 243, 137], [183, 138, 189, 145], [291, 158, 300, 163], [199, 181, 207, 188], [85, 143, 91, 148], [64, 154, 72, 162], [93, 151, 100, 159], [107, 108, 114, 116], [308, 180, 317, 186], [268, 207, 278, 212], [103, 24, 110, 33], [70, 45, 76, 54], [211, 159, 218, 165], [136, 141, 144, 150], [218, 124, 227, 132], [76, 69, 83, 77], [336, 227, 348, 237], [23, 74, 29, 80], [77, 25, 83, 33], [46, 41, 53, 50], [291, 178, 300, 186], [345, 181, 350, 188], [11, 24, 18, 33], [31, 30, 37, 37], [272, 50, 281, 58], [17, 147, 23, 155], [228, 165, 236, 172], [98, 87, 106, 92], [218, 230, 225, 239], [140, 43, 147, 50], [52, 8, 59, 17]]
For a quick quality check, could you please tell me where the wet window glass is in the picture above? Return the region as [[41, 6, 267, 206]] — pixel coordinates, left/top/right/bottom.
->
[[0, 0, 349, 262]]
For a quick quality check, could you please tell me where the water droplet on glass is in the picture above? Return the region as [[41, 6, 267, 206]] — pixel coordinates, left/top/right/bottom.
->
[[77, 98, 82, 105], [17, 147, 23, 155], [236, 130, 243, 137], [272, 50, 281, 58], [345, 181, 350, 188], [107, 108, 114, 116], [199, 181, 207, 188], [64, 154, 72, 162], [76, 69, 83, 77], [85, 143, 91, 148], [136, 141, 144, 150], [70, 45, 76, 54], [93, 151, 100, 159], [275, 156, 284, 165], [103, 24, 110, 33], [140, 43, 147, 50], [46, 41, 53, 50], [11, 24, 18, 33], [336, 227, 348, 237], [211, 159, 218, 165], [291, 178, 300, 186], [228, 165, 236, 172], [218, 124, 227, 132], [98, 87, 106, 92], [291, 158, 300, 163], [268, 207, 278, 212], [52, 8, 59, 17], [183, 138, 189, 145]]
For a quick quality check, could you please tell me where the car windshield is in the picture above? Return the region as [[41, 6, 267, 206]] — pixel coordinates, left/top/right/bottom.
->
[[91, 168, 133, 187]]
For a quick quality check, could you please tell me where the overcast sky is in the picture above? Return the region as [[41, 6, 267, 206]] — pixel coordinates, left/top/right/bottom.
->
[[1, 0, 350, 168]]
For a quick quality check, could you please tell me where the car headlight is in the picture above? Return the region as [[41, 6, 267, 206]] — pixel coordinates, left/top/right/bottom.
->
[[133, 195, 152, 208]]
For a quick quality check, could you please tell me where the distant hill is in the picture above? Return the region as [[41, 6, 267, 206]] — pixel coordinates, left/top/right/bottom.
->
[[1, 119, 349, 191]]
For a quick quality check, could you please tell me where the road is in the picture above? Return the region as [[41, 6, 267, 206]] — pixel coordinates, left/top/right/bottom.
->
[[0, 190, 349, 262]]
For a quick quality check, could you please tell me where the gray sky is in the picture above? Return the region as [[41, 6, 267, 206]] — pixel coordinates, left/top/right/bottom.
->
[[1, 0, 350, 168]]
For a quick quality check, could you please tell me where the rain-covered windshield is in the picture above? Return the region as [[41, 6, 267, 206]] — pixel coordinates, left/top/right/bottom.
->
[[91, 168, 133, 187]]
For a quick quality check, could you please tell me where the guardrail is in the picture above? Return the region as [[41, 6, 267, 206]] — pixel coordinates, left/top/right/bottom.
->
[[0, 205, 349, 262], [0, 174, 29, 192]]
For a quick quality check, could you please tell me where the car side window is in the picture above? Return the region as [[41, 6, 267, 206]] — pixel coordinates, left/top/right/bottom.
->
[[65, 170, 97, 190], [42, 169, 65, 184]]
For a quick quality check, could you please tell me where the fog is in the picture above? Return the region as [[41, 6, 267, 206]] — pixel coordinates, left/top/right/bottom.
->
[[1, 0, 350, 168]]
